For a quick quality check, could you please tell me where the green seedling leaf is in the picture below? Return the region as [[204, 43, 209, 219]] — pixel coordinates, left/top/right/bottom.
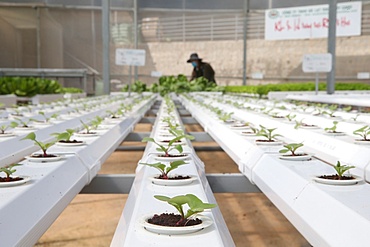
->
[[353, 125, 370, 141], [21, 132, 55, 156], [0, 163, 22, 179], [142, 137, 155, 143], [279, 143, 304, 156], [334, 161, 355, 178], [154, 194, 216, 221]]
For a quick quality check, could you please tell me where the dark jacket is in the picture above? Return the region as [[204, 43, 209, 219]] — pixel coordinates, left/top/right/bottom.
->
[[190, 62, 216, 83]]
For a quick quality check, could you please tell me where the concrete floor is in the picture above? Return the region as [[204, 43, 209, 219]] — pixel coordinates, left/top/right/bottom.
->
[[35, 123, 310, 247]]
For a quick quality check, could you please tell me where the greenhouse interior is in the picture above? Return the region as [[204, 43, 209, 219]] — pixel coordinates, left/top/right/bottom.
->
[[1, 0, 370, 246]]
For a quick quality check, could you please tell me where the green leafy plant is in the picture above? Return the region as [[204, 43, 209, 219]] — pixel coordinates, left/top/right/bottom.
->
[[80, 120, 93, 134], [154, 194, 217, 225], [52, 129, 76, 142], [21, 132, 56, 157], [37, 111, 58, 123], [161, 117, 180, 129], [279, 143, 304, 156], [142, 132, 194, 157], [91, 116, 104, 129], [333, 161, 355, 179], [351, 114, 360, 122], [285, 113, 296, 122], [107, 109, 123, 118], [0, 124, 11, 134], [342, 106, 352, 112], [324, 121, 339, 133], [218, 112, 234, 122], [140, 160, 187, 179], [353, 125, 370, 141], [10, 118, 32, 128], [0, 164, 22, 182], [256, 125, 281, 141]]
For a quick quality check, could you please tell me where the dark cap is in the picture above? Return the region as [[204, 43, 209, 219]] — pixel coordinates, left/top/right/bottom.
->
[[187, 53, 202, 63]]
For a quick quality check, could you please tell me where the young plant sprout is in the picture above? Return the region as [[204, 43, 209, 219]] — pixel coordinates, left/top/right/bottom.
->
[[162, 117, 179, 129], [37, 111, 58, 123], [142, 131, 194, 157], [342, 106, 352, 112], [153, 194, 217, 226], [333, 161, 355, 179], [279, 143, 304, 156], [0, 164, 22, 182], [218, 112, 234, 122], [10, 118, 32, 128], [52, 129, 77, 142], [91, 116, 103, 129], [107, 109, 123, 118], [256, 125, 282, 142], [322, 105, 338, 117], [351, 114, 360, 122], [353, 125, 370, 141], [140, 160, 187, 179], [285, 113, 296, 122], [324, 121, 339, 133], [21, 132, 56, 157], [80, 120, 94, 134], [0, 124, 11, 134]]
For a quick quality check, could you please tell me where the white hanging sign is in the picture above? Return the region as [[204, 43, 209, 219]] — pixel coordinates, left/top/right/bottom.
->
[[302, 53, 332, 73], [115, 49, 146, 66], [265, 1, 362, 40]]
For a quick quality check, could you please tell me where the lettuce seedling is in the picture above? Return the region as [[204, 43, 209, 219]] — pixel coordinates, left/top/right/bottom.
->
[[0, 164, 22, 182], [279, 143, 304, 156], [10, 118, 32, 128], [91, 116, 103, 129], [351, 114, 360, 122], [342, 106, 352, 112], [162, 117, 180, 129], [333, 161, 355, 179], [80, 120, 93, 134], [37, 111, 58, 123], [322, 105, 338, 117], [0, 124, 11, 134], [324, 121, 339, 133], [142, 136, 184, 157], [140, 160, 187, 179], [21, 132, 56, 157], [353, 125, 370, 141], [256, 125, 281, 141], [285, 113, 296, 122], [154, 194, 216, 225], [52, 129, 76, 142], [218, 112, 234, 122]]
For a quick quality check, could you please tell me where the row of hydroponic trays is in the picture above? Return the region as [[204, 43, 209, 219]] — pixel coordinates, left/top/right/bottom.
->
[[179, 92, 370, 247], [0, 92, 156, 246], [2, 89, 370, 246]]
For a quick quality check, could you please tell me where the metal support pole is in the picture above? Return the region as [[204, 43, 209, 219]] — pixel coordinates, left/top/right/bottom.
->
[[102, 0, 111, 95], [242, 0, 249, 86], [315, 72, 319, 95], [133, 0, 138, 82], [326, 0, 337, 95], [128, 65, 132, 97], [36, 7, 41, 68], [91, 2, 96, 70]]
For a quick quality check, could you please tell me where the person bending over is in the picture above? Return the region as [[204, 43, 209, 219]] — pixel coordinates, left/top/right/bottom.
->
[[187, 53, 216, 84]]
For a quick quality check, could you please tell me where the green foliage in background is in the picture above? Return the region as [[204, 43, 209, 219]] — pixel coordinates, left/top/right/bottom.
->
[[0, 77, 83, 96], [59, 87, 83, 94], [121, 80, 147, 94], [122, 75, 224, 96], [150, 74, 224, 96], [225, 82, 370, 98]]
